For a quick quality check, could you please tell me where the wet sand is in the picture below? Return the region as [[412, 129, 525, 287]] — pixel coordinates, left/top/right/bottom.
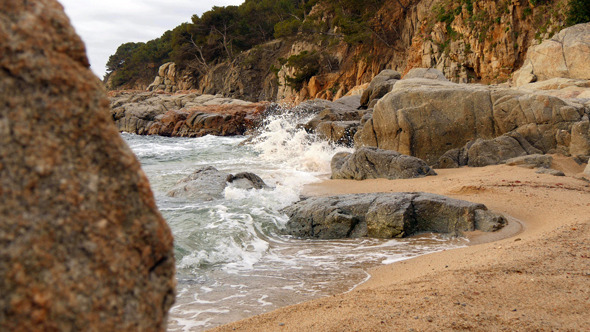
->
[[211, 156, 590, 331]]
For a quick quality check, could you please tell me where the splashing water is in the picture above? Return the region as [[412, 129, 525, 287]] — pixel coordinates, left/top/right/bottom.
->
[[122, 104, 466, 332]]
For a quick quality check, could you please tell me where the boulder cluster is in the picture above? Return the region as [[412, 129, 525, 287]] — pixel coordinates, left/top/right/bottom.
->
[[110, 91, 267, 137]]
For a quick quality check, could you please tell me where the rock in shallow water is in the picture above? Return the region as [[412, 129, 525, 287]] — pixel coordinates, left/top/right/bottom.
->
[[283, 193, 506, 239], [167, 166, 268, 200], [0, 1, 175, 330]]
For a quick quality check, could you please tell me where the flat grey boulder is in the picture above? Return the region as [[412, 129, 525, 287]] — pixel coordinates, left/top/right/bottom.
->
[[167, 166, 268, 200], [283, 193, 506, 239], [505, 154, 553, 169], [535, 168, 565, 176], [331, 147, 436, 180]]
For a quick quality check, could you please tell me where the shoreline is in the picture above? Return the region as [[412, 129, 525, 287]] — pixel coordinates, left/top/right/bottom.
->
[[211, 157, 590, 331]]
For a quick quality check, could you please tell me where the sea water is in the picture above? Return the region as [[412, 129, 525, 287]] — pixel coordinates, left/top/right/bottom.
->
[[122, 109, 467, 331]]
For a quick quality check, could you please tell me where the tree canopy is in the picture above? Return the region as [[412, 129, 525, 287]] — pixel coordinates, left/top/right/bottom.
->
[[105, 0, 322, 88]]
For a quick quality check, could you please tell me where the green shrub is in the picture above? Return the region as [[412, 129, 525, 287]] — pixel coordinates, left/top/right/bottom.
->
[[283, 51, 321, 90], [274, 18, 302, 39], [566, 0, 590, 25]]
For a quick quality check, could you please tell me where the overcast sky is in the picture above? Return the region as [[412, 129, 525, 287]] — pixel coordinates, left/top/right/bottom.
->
[[59, 0, 244, 79]]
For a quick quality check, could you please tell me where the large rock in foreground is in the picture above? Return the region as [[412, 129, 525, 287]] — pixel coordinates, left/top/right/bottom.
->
[[283, 193, 506, 239], [331, 147, 436, 180], [0, 1, 175, 330]]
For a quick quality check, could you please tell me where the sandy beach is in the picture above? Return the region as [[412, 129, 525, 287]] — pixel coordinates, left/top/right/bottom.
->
[[211, 155, 590, 331]]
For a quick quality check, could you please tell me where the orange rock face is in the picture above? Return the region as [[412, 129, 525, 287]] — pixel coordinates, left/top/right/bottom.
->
[[0, 1, 175, 330]]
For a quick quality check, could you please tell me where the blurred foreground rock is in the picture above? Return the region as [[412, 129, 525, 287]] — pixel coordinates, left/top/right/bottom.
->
[[0, 1, 175, 330]]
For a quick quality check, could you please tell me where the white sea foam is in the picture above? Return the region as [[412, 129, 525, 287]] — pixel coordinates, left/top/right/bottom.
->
[[122, 108, 467, 332]]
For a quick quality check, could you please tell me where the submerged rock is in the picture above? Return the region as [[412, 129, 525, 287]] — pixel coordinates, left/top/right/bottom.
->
[[0, 1, 175, 330], [283, 193, 506, 239], [167, 166, 268, 200], [331, 147, 436, 180], [226, 172, 269, 190], [167, 167, 230, 200]]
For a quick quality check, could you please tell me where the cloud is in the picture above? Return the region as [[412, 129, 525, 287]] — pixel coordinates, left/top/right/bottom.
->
[[58, 0, 244, 79]]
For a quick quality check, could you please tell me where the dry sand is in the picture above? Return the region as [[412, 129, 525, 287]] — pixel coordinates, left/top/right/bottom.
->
[[212, 156, 590, 331]]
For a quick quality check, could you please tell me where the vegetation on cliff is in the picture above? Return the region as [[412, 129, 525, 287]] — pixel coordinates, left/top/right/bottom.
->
[[105, 0, 590, 99]]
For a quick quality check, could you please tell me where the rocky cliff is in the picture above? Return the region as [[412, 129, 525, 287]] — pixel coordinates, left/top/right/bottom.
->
[[120, 0, 579, 103], [0, 1, 175, 330]]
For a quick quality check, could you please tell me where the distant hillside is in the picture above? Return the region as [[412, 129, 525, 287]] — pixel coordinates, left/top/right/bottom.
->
[[104, 0, 590, 102]]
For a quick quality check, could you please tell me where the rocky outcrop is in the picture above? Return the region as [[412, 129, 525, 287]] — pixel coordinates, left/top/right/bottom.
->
[[437, 132, 543, 168], [331, 147, 436, 180], [585, 163, 590, 176], [110, 91, 268, 137], [360, 70, 401, 109], [403, 68, 449, 81], [109, 0, 580, 103], [513, 23, 590, 86], [515, 78, 590, 104], [355, 78, 588, 165], [147, 62, 195, 93], [167, 166, 268, 200], [283, 193, 506, 239], [570, 117, 590, 156], [0, 1, 175, 330], [302, 96, 364, 146]]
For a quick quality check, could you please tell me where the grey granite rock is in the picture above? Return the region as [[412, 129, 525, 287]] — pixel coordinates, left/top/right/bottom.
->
[[283, 193, 506, 239], [331, 147, 436, 180]]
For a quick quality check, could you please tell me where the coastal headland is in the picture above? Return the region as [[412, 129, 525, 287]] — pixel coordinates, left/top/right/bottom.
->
[[1, 0, 589, 330]]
